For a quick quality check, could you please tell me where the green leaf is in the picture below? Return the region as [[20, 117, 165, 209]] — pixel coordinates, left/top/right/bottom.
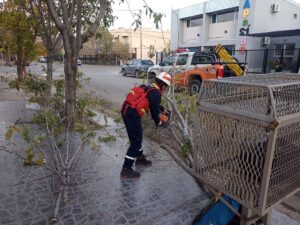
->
[[35, 153, 45, 165], [113, 116, 122, 124], [74, 123, 85, 133], [24, 147, 34, 165], [33, 134, 43, 145], [5, 127, 14, 141], [98, 135, 116, 143], [86, 108, 96, 117], [21, 126, 30, 143]]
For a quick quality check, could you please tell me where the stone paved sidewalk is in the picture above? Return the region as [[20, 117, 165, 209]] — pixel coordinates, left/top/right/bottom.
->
[[0, 90, 210, 225], [0, 81, 300, 225]]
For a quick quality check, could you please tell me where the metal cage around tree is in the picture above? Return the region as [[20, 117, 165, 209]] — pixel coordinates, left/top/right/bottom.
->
[[194, 73, 300, 216]]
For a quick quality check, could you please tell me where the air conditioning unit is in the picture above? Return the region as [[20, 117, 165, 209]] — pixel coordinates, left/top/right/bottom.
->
[[271, 3, 280, 13], [261, 37, 271, 46]]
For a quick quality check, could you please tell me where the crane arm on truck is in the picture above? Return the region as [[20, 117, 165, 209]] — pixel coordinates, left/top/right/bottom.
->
[[214, 44, 244, 76]]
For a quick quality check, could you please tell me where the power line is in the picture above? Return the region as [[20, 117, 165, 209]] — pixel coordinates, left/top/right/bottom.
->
[[114, 9, 139, 11]]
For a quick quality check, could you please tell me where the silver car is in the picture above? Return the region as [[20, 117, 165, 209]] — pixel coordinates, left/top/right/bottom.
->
[[121, 59, 154, 78]]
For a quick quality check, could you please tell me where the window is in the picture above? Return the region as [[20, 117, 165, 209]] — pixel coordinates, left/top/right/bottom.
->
[[275, 44, 295, 57], [191, 55, 214, 65], [187, 17, 203, 27], [187, 19, 191, 27], [136, 60, 142, 66], [162, 55, 174, 66], [176, 54, 188, 65], [191, 17, 203, 27], [122, 36, 129, 44], [285, 44, 295, 56], [275, 44, 284, 56], [235, 10, 239, 20], [142, 60, 154, 66], [223, 45, 236, 55], [217, 11, 235, 23], [274, 43, 296, 71], [211, 10, 237, 24], [211, 14, 217, 23]]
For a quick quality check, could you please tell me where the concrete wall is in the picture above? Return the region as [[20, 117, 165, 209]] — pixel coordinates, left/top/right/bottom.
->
[[110, 28, 171, 60], [171, 10, 180, 50], [182, 25, 202, 44], [171, 0, 240, 50], [208, 21, 238, 40], [252, 0, 300, 34]]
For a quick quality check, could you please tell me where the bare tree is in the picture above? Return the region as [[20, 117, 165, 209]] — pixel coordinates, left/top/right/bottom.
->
[[29, 0, 62, 85], [5, 75, 108, 222], [45, 0, 114, 124], [43, 0, 164, 124]]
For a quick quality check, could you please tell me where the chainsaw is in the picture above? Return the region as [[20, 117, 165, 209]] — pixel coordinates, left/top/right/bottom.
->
[[159, 109, 172, 128]]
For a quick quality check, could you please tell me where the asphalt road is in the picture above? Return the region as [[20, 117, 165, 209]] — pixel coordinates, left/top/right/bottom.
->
[[78, 64, 144, 109], [0, 62, 144, 109]]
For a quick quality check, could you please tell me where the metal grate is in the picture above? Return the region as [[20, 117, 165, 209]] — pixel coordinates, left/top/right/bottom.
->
[[267, 122, 300, 207], [222, 73, 300, 85], [194, 74, 300, 215]]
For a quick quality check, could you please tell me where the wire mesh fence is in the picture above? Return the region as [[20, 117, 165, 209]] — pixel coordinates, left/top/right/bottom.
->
[[194, 74, 300, 215]]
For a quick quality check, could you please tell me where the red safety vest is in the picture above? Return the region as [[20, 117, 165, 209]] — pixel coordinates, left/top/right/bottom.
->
[[123, 83, 161, 117]]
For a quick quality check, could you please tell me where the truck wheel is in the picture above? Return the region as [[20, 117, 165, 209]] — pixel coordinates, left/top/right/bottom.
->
[[189, 79, 202, 94], [122, 69, 126, 76]]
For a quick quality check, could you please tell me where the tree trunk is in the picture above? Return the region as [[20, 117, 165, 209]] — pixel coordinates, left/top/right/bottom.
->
[[64, 53, 77, 124], [16, 58, 26, 80], [46, 52, 54, 84], [5, 46, 11, 66]]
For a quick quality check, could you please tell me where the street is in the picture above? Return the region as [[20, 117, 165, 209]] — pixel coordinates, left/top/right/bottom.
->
[[0, 62, 144, 109]]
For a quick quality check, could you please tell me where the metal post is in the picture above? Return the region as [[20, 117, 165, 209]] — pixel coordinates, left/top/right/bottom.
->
[[280, 49, 284, 72], [240, 207, 255, 225], [139, 9, 143, 59], [258, 88, 278, 213], [295, 49, 300, 73], [262, 49, 269, 73], [245, 50, 248, 66], [261, 210, 272, 225]]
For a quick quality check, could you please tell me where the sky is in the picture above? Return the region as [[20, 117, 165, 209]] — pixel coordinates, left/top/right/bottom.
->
[[111, 0, 206, 30], [111, 0, 300, 30]]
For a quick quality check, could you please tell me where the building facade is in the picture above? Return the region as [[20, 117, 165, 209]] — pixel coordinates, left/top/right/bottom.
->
[[171, 0, 300, 72], [110, 28, 170, 61]]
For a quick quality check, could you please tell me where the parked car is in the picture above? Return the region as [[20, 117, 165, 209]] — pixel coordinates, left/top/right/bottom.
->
[[38, 56, 47, 63], [77, 59, 82, 65], [121, 59, 154, 78]]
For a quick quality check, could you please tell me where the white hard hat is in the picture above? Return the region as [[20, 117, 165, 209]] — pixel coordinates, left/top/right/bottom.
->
[[156, 72, 171, 86]]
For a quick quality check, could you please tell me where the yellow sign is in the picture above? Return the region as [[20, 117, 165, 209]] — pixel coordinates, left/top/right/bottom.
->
[[214, 44, 244, 76], [243, 8, 250, 18]]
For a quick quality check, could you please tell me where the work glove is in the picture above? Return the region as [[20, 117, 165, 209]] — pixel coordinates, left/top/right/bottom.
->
[[163, 109, 171, 116], [156, 111, 170, 128], [159, 114, 169, 123]]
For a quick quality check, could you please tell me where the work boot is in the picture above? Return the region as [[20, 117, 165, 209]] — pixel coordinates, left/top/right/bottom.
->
[[120, 167, 140, 178], [135, 154, 152, 166]]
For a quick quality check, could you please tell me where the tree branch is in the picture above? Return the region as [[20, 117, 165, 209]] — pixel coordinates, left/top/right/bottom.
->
[[81, 0, 110, 44], [46, 0, 64, 31]]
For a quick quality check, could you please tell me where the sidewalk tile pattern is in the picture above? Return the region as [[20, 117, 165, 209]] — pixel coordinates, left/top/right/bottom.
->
[[0, 100, 299, 225]]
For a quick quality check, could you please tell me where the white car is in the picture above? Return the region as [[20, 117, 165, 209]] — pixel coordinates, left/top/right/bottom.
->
[[77, 59, 82, 65], [38, 56, 47, 63]]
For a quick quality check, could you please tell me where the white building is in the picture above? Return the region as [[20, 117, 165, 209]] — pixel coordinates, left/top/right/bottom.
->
[[171, 0, 300, 72]]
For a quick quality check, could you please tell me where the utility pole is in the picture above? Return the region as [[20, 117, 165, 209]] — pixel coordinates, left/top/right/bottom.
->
[[139, 9, 143, 59]]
